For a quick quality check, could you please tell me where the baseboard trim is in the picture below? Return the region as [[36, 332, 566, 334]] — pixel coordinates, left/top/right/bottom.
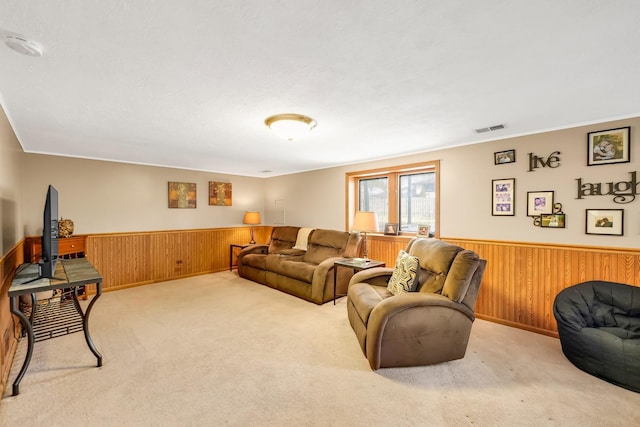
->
[[476, 314, 559, 339]]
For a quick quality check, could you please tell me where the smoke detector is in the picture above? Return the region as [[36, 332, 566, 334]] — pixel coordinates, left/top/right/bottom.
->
[[5, 35, 44, 57]]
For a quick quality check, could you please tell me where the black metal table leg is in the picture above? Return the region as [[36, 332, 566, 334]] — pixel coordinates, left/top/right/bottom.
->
[[77, 283, 103, 366], [10, 296, 34, 396], [333, 264, 338, 305], [28, 293, 36, 327]]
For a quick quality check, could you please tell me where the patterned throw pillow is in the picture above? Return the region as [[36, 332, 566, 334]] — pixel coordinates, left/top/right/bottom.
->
[[387, 250, 420, 295]]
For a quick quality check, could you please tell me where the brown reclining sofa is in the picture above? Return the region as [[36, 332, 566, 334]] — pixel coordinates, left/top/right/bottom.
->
[[237, 226, 362, 304]]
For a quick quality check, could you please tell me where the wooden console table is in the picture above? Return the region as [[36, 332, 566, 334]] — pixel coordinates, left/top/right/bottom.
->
[[26, 235, 87, 262], [8, 258, 103, 396]]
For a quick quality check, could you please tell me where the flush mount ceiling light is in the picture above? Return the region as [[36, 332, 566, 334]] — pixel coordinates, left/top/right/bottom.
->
[[265, 113, 317, 141], [4, 34, 44, 57]]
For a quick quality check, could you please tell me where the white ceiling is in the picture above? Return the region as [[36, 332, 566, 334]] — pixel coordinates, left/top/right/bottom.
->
[[1, 1, 639, 177]]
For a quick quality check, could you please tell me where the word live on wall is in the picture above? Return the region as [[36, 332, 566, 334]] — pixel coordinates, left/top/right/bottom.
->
[[528, 151, 560, 171], [576, 171, 640, 204]]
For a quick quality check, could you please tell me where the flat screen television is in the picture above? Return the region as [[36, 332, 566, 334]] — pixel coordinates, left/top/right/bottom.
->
[[39, 185, 59, 279]]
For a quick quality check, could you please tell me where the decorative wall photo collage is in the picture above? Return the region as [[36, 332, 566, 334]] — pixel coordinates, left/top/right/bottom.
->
[[491, 125, 633, 236]]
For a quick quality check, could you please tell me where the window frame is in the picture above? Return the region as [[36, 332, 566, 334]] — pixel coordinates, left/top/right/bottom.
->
[[345, 160, 440, 238]]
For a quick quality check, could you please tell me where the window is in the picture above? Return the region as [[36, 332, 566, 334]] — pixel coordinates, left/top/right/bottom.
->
[[399, 171, 436, 233], [346, 161, 439, 237], [358, 177, 388, 231]]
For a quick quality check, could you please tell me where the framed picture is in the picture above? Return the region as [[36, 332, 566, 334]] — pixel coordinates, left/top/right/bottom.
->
[[491, 178, 515, 216], [209, 181, 232, 206], [384, 223, 399, 235], [540, 213, 565, 228], [416, 224, 430, 237], [527, 191, 554, 216], [494, 149, 516, 165], [587, 126, 630, 166], [585, 209, 624, 236], [168, 182, 196, 208]]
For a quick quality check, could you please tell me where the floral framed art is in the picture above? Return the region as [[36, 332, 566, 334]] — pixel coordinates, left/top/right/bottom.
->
[[209, 181, 232, 206], [168, 182, 197, 209], [527, 191, 554, 217], [587, 126, 630, 166], [491, 178, 515, 216], [585, 209, 623, 236]]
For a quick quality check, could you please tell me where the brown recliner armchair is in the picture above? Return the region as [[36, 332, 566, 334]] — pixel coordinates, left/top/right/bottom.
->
[[347, 238, 487, 370]]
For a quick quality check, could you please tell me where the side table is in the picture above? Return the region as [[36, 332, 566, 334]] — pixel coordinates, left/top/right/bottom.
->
[[229, 243, 251, 271], [8, 258, 103, 395], [333, 258, 386, 304]]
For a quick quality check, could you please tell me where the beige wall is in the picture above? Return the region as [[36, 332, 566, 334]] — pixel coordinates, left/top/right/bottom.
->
[[22, 155, 266, 236], [263, 167, 345, 229], [0, 102, 24, 255], [264, 116, 640, 249]]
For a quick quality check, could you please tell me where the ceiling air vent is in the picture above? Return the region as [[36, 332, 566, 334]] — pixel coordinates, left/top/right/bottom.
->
[[475, 124, 505, 134]]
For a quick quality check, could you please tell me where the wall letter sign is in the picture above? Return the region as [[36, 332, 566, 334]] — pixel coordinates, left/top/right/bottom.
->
[[528, 151, 561, 172], [576, 171, 639, 204]]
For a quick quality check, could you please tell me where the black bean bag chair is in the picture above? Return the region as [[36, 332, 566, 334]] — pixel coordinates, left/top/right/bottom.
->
[[553, 280, 640, 393]]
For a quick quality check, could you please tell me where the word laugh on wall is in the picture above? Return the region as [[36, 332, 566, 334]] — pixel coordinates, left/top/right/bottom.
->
[[576, 171, 640, 204]]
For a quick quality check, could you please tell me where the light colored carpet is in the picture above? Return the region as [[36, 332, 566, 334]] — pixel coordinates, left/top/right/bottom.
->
[[1, 272, 638, 426]]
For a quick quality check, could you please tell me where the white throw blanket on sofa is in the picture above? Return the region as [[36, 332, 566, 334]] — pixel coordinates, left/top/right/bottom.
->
[[292, 227, 314, 251]]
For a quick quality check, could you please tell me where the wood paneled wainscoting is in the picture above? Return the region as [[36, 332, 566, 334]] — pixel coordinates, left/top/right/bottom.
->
[[0, 241, 25, 395], [21, 227, 273, 294], [83, 227, 272, 293], [366, 235, 640, 337]]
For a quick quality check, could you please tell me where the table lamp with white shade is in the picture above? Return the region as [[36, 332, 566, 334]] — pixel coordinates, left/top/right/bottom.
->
[[243, 211, 261, 244], [352, 211, 379, 260]]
